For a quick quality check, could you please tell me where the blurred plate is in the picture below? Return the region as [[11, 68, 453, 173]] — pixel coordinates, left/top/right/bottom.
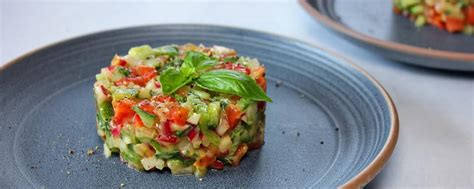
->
[[300, 0, 474, 71], [0, 24, 398, 188]]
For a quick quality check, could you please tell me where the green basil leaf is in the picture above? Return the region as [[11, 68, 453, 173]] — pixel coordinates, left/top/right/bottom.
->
[[184, 51, 218, 73], [195, 70, 272, 102], [159, 68, 193, 94]]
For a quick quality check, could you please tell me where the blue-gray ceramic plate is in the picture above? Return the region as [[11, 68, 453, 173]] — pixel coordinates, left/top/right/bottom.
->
[[0, 24, 398, 188], [300, 0, 474, 71]]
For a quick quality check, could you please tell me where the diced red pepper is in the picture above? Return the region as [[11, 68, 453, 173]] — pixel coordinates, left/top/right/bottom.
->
[[445, 16, 465, 33], [138, 101, 155, 114], [132, 66, 157, 81], [107, 65, 115, 71], [217, 62, 250, 74], [114, 77, 147, 87], [194, 155, 216, 168], [162, 120, 172, 136], [133, 114, 144, 127], [465, 5, 474, 25], [118, 59, 127, 66], [225, 104, 243, 129], [155, 82, 161, 89], [112, 99, 136, 125], [115, 66, 157, 87], [256, 76, 267, 92], [157, 135, 177, 144], [209, 160, 225, 170], [187, 126, 197, 141], [111, 126, 121, 137], [167, 105, 189, 126], [99, 85, 110, 96]]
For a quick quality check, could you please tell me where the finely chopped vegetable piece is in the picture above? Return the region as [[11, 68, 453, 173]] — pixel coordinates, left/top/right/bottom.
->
[[94, 44, 271, 177], [393, 0, 474, 34]]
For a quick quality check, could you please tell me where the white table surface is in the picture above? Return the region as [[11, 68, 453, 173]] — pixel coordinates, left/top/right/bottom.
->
[[1, 0, 473, 188]]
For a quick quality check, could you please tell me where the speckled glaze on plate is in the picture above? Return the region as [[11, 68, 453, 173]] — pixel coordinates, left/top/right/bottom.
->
[[0, 24, 398, 188], [300, 0, 474, 71]]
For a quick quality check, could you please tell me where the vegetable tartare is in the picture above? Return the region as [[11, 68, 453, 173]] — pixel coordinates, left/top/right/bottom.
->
[[94, 44, 271, 177], [393, 0, 474, 34]]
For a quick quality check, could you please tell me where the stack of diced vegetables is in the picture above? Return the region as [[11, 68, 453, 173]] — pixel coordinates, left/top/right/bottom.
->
[[393, 0, 474, 34], [94, 44, 271, 177]]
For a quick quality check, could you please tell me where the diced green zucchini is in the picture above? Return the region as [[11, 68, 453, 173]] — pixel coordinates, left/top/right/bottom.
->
[[138, 88, 152, 99], [463, 25, 473, 35], [133, 143, 153, 157], [121, 129, 138, 144], [141, 156, 165, 170], [96, 112, 109, 132], [242, 102, 257, 125], [98, 102, 114, 122], [103, 143, 112, 158], [149, 140, 180, 159], [231, 125, 250, 143], [167, 159, 194, 175], [186, 113, 201, 125], [135, 127, 157, 142], [111, 67, 130, 81], [154, 45, 179, 56], [219, 135, 232, 153], [112, 88, 138, 101], [207, 102, 221, 129], [415, 15, 426, 27], [194, 166, 207, 177], [410, 4, 424, 14], [400, 0, 420, 8], [120, 149, 143, 169], [132, 106, 156, 128], [199, 112, 210, 129], [105, 134, 121, 150], [236, 98, 251, 111], [128, 45, 156, 60], [202, 130, 220, 146], [191, 88, 211, 100], [95, 73, 107, 82]]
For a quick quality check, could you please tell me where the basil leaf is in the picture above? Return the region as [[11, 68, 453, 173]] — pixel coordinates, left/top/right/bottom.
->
[[159, 68, 193, 94], [184, 51, 218, 73], [195, 70, 272, 102]]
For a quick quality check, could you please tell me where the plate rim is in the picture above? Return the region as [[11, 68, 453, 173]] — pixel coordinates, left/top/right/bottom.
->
[[299, 0, 474, 63], [0, 23, 399, 188]]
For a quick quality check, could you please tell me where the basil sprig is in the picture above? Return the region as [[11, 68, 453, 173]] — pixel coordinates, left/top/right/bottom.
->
[[160, 51, 272, 102], [196, 70, 272, 102], [160, 51, 218, 94]]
